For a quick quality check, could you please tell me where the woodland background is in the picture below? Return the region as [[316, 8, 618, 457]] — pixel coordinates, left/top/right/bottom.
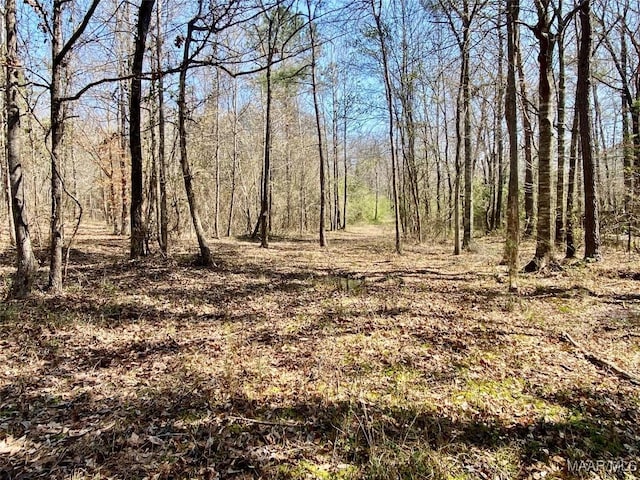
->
[[1, 1, 640, 478], [0, 0, 637, 293]]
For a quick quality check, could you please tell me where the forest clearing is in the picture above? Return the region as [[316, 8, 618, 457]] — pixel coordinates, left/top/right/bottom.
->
[[1, 224, 639, 479], [2, 0, 640, 477]]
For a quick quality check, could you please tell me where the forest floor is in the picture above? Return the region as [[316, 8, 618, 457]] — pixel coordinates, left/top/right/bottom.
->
[[1, 223, 639, 480]]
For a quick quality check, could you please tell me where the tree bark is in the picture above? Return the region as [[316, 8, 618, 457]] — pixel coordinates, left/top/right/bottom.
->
[[453, 57, 463, 255], [342, 103, 348, 229], [505, 0, 520, 291], [516, 39, 535, 237], [227, 76, 239, 237], [555, 1, 567, 244], [213, 70, 221, 240], [621, 34, 632, 251], [371, 0, 401, 254], [307, 0, 327, 247], [117, 1, 131, 237], [331, 71, 340, 232], [494, 23, 505, 231], [177, 4, 213, 265], [48, 0, 65, 291], [259, 57, 273, 248], [525, 0, 556, 272], [156, 0, 168, 254], [5, 0, 38, 298], [130, 0, 155, 259], [461, 3, 473, 249], [566, 106, 579, 258], [577, 0, 600, 260]]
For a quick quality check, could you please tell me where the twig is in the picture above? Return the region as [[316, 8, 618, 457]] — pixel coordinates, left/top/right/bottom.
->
[[227, 415, 303, 428], [561, 332, 640, 386]]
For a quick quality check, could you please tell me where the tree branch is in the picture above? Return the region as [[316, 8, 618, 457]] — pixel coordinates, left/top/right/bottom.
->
[[55, 0, 101, 66]]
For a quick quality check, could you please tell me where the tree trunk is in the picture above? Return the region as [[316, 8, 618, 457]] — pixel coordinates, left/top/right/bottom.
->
[[177, 7, 213, 265], [505, 0, 520, 291], [461, 2, 473, 249], [308, 0, 327, 247], [342, 106, 348, 229], [5, 0, 38, 298], [494, 23, 505, 231], [372, 0, 401, 254], [331, 76, 340, 231], [227, 76, 239, 237], [516, 38, 535, 237], [43, 0, 100, 290], [525, 1, 555, 272], [259, 58, 273, 248], [453, 61, 463, 255], [213, 70, 221, 240], [555, 5, 566, 244], [48, 1, 65, 291], [621, 33, 632, 251], [577, 0, 600, 260], [156, 0, 168, 254], [108, 143, 118, 234], [1, 98, 17, 246], [147, 78, 158, 250], [118, 2, 130, 237], [130, 0, 155, 259], [566, 108, 579, 258]]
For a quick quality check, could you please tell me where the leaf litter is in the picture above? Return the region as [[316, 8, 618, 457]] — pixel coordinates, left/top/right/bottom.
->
[[0, 224, 639, 479]]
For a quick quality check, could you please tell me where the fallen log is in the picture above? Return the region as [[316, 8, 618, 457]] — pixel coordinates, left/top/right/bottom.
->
[[561, 331, 640, 386]]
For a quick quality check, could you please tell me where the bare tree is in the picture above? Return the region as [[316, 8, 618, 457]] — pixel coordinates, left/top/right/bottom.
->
[[439, 0, 486, 250], [577, 0, 600, 260], [370, 0, 401, 254], [524, 0, 557, 272], [176, 0, 213, 265], [5, 0, 38, 298], [155, 0, 168, 254], [130, 0, 156, 259], [505, 0, 520, 291], [307, 0, 327, 247], [554, 0, 568, 244], [524, 0, 579, 271], [23, 0, 101, 291], [565, 104, 579, 258]]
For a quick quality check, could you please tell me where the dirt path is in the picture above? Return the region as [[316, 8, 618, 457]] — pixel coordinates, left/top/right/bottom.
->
[[1, 224, 639, 479]]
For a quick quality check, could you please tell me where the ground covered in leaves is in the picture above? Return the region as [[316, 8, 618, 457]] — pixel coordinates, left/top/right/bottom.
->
[[1, 224, 639, 479]]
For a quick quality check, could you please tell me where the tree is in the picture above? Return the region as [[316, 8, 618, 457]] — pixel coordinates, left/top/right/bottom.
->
[[516, 35, 536, 238], [439, 0, 486, 250], [565, 103, 579, 258], [5, 0, 38, 298], [176, 0, 213, 265], [130, 0, 156, 259], [370, 0, 401, 254], [524, 0, 582, 271], [154, 0, 168, 254], [598, 2, 640, 250], [254, 2, 304, 248], [524, 0, 557, 272], [117, 2, 131, 237], [491, 22, 505, 232], [307, 0, 327, 247], [25, 0, 102, 291], [577, 0, 600, 260], [505, 0, 520, 292], [554, 0, 568, 244]]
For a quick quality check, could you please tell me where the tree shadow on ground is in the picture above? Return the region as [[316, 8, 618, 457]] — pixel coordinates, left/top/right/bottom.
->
[[1, 372, 637, 479], [3, 231, 639, 478]]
